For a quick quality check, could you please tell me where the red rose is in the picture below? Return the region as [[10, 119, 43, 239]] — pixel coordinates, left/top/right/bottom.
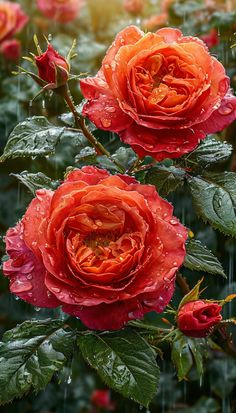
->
[[36, 0, 84, 23], [80, 26, 236, 161], [0, 39, 21, 61], [123, 0, 145, 15], [177, 300, 222, 338], [91, 390, 115, 411], [0, 2, 28, 43], [35, 44, 70, 88], [3, 166, 187, 331], [200, 29, 219, 49]]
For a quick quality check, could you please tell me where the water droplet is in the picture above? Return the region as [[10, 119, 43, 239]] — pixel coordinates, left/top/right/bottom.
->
[[27, 274, 33, 280], [51, 287, 61, 293], [11, 279, 32, 293], [218, 104, 234, 115], [105, 106, 116, 113], [35, 307, 41, 312], [101, 118, 112, 128]]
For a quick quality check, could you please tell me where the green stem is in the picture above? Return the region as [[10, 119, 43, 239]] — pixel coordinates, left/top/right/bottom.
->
[[129, 320, 172, 334], [63, 88, 125, 173]]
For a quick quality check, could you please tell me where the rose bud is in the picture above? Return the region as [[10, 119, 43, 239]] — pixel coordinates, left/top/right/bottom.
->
[[91, 390, 115, 411], [36, 0, 84, 24], [0, 1, 28, 43], [35, 44, 70, 89], [3, 166, 188, 331], [200, 29, 219, 49], [0, 39, 21, 61], [123, 0, 144, 15], [142, 13, 168, 31], [80, 26, 236, 161], [177, 300, 222, 338]]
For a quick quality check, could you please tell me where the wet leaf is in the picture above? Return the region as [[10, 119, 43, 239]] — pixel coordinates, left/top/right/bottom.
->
[[11, 171, 60, 195], [75, 146, 97, 166], [145, 165, 185, 197], [0, 319, 75, 405], [0, 116, 65, 162], [77, 329, 160, 407], [187, 172, 236, 238], [184, 135, 232, 166], [171, 331, 205, 381], [184, 239, 226, 277]]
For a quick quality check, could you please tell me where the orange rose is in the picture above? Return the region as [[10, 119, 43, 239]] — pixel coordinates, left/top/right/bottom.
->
[[81, 26, 236, 161], [3, 167, 187, 331], [37, 0, 84, 23], [0, 2, 28, 43]]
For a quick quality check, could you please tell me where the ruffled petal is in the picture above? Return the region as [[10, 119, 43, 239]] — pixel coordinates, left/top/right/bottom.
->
[[120, 123, 205, 160], [3, 222, 60, 307]]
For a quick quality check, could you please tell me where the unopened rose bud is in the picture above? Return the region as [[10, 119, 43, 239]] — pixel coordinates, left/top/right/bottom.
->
[[35, 44, 70, 89], [123, 0, 144, 15], [177, 300, 222, 338], [91, 390, 115, 411], [0, 39, 21, 61]]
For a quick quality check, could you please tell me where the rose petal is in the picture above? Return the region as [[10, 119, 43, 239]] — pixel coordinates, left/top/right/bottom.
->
[[120, 123, 205, 160], [3, 223, 60, 307]]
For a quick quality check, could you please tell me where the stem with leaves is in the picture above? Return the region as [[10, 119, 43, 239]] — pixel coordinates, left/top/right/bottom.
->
[[62, 87, 125, 173]]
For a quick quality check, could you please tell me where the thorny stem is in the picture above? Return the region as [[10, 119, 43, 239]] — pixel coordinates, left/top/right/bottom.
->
[[129, 320, 173, 334], [176, 272, 191, 295], [63, 87, 125, 173], [213, 326, 236, 359]]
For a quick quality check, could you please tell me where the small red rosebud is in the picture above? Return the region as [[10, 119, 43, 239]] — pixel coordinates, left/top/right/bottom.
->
[[123, 0, 144, 15], [91, 390, 116, 411], [200, 29, 219, 49], [0, 39, 21, 61], [35, 44, 70, 88], [177, 300, 222, 338]]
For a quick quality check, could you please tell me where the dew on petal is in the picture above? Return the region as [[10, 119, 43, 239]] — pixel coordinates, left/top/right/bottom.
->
[[11, 279, 32, 293], [101, 118, 112, 128]]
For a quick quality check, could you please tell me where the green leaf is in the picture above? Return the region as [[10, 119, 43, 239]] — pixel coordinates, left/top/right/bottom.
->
[[171, 331, 205, 381], [0, 319, 75, 405], [11, 171, 60, 195], [75, 146, 97, 166], [184, 135, 232, 166], [145, 165, 185, 197], [184, 239, 226, 277], [77, 330, 160, 407], [178, 278, 203, 310], [171, 331, 193, 381], [188, 172, 236, 238], [0, 116, 65, 162]]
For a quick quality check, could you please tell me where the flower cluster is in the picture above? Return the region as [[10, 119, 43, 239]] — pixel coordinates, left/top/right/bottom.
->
[[0, 1, 28, 61]]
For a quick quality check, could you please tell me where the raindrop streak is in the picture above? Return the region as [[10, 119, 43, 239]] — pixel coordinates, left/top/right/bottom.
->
[[227, 243, 234, 317]]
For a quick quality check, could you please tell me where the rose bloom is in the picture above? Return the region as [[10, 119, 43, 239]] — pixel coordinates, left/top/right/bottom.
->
[[36, 0, 84, 23], [200, 29, 219, 49], [3, 166, 187, 330], [177, 300, 222, 338], [91, 390, 115, 411], [0, 2, 28, 43], [0, 38, 21, 61], [35, 44, 70, 88], [142, 13, 168, 31], [80, 26, 236, 161], [123, 0, 145, 15]]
